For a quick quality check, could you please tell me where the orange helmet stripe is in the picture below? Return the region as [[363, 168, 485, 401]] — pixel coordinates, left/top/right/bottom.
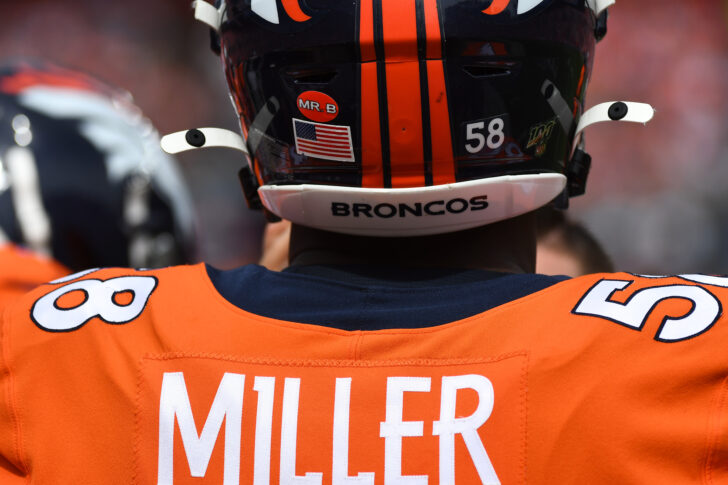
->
[[359, 0, 383, 188], [423, 0, 443, 59], [359, 0, 453, 188], [382, 0, 424, 188], [385, 62, 425, 188], [359, 0, 376, 62], [427, 60, 456, 185], [381, 1, 419, 60], [360, 63, 384, 188]]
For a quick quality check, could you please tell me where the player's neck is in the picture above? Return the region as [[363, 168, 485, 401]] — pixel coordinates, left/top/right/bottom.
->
[[288, 213, 537, 273]]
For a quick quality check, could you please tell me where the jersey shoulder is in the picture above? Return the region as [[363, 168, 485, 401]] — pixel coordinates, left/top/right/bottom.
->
[[0, 244, 69, 277], [553, 271, 728, 297], [554, 272, 728, 344], [2, 264, 206, 351], [0, 244, 69, 313]]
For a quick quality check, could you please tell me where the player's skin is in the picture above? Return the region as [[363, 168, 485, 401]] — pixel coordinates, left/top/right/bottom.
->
[[259, 220, 292, 271], [536, 233, 588, 277]]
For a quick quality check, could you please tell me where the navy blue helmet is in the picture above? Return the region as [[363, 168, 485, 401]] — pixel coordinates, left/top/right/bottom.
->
[[0, 60, 197, 270], [172, 0, 650, 236]]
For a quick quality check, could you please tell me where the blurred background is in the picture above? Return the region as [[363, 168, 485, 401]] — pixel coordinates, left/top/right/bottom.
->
[[2, 0, 727, 274]]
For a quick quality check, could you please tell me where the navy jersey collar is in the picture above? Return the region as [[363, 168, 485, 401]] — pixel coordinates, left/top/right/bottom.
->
[[206, 264, 569, 331]]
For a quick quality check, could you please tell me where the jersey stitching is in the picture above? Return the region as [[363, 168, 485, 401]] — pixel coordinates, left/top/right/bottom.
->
[[353, 332, 364, 361], [132, 355, 148, 485], [703, 373, 728, 484], [0, 308, 30, 477], [520, 351, 530, 484], [141, 351, 528, 368]]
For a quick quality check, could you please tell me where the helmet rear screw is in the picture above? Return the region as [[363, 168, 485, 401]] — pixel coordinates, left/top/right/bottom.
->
[[608, 102, 629, 121], [185, 129, 206, 147]]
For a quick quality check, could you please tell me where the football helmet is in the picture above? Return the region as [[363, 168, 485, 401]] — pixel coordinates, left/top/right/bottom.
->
[[164, 0, 652, 236], [0, 60, 197, 270]]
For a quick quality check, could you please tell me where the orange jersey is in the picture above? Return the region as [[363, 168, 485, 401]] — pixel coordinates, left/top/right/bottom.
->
[[1, 264, 728, 484], [0, 244, 69, 313]]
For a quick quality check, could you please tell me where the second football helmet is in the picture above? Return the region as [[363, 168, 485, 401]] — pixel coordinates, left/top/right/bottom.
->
[[0, 60, 197, 270]]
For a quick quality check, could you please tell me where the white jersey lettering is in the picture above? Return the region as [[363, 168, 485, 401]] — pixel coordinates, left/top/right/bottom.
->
[[158, 372, 245, 485], [156, 372, 500, 483]]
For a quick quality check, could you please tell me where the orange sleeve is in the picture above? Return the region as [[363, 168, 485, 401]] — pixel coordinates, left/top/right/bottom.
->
[[0, 245, 69, 313], [0, 260, 111, 483], [0, 308, 29, 483]]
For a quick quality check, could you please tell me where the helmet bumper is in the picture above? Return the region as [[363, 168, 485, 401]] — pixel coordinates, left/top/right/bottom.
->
[[259, 173, 566, 237]]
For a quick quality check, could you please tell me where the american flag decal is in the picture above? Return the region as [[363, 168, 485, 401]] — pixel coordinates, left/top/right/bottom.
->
[[293, 118, 355, 162]]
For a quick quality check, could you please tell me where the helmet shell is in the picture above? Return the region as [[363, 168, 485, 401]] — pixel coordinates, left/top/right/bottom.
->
[[219, 0, 599, 234]]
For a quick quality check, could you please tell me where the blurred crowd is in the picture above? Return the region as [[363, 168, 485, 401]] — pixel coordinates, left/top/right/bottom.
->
[[3, 0, 728, 274]]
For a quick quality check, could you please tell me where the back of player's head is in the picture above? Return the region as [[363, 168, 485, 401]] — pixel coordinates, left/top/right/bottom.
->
[[536, 207, 614, 275], [0, 59, 197, 271], [166, 0, 650, 238]]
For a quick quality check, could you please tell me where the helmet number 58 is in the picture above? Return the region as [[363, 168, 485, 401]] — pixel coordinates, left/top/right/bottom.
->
[[465, 118, 505, 154]]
